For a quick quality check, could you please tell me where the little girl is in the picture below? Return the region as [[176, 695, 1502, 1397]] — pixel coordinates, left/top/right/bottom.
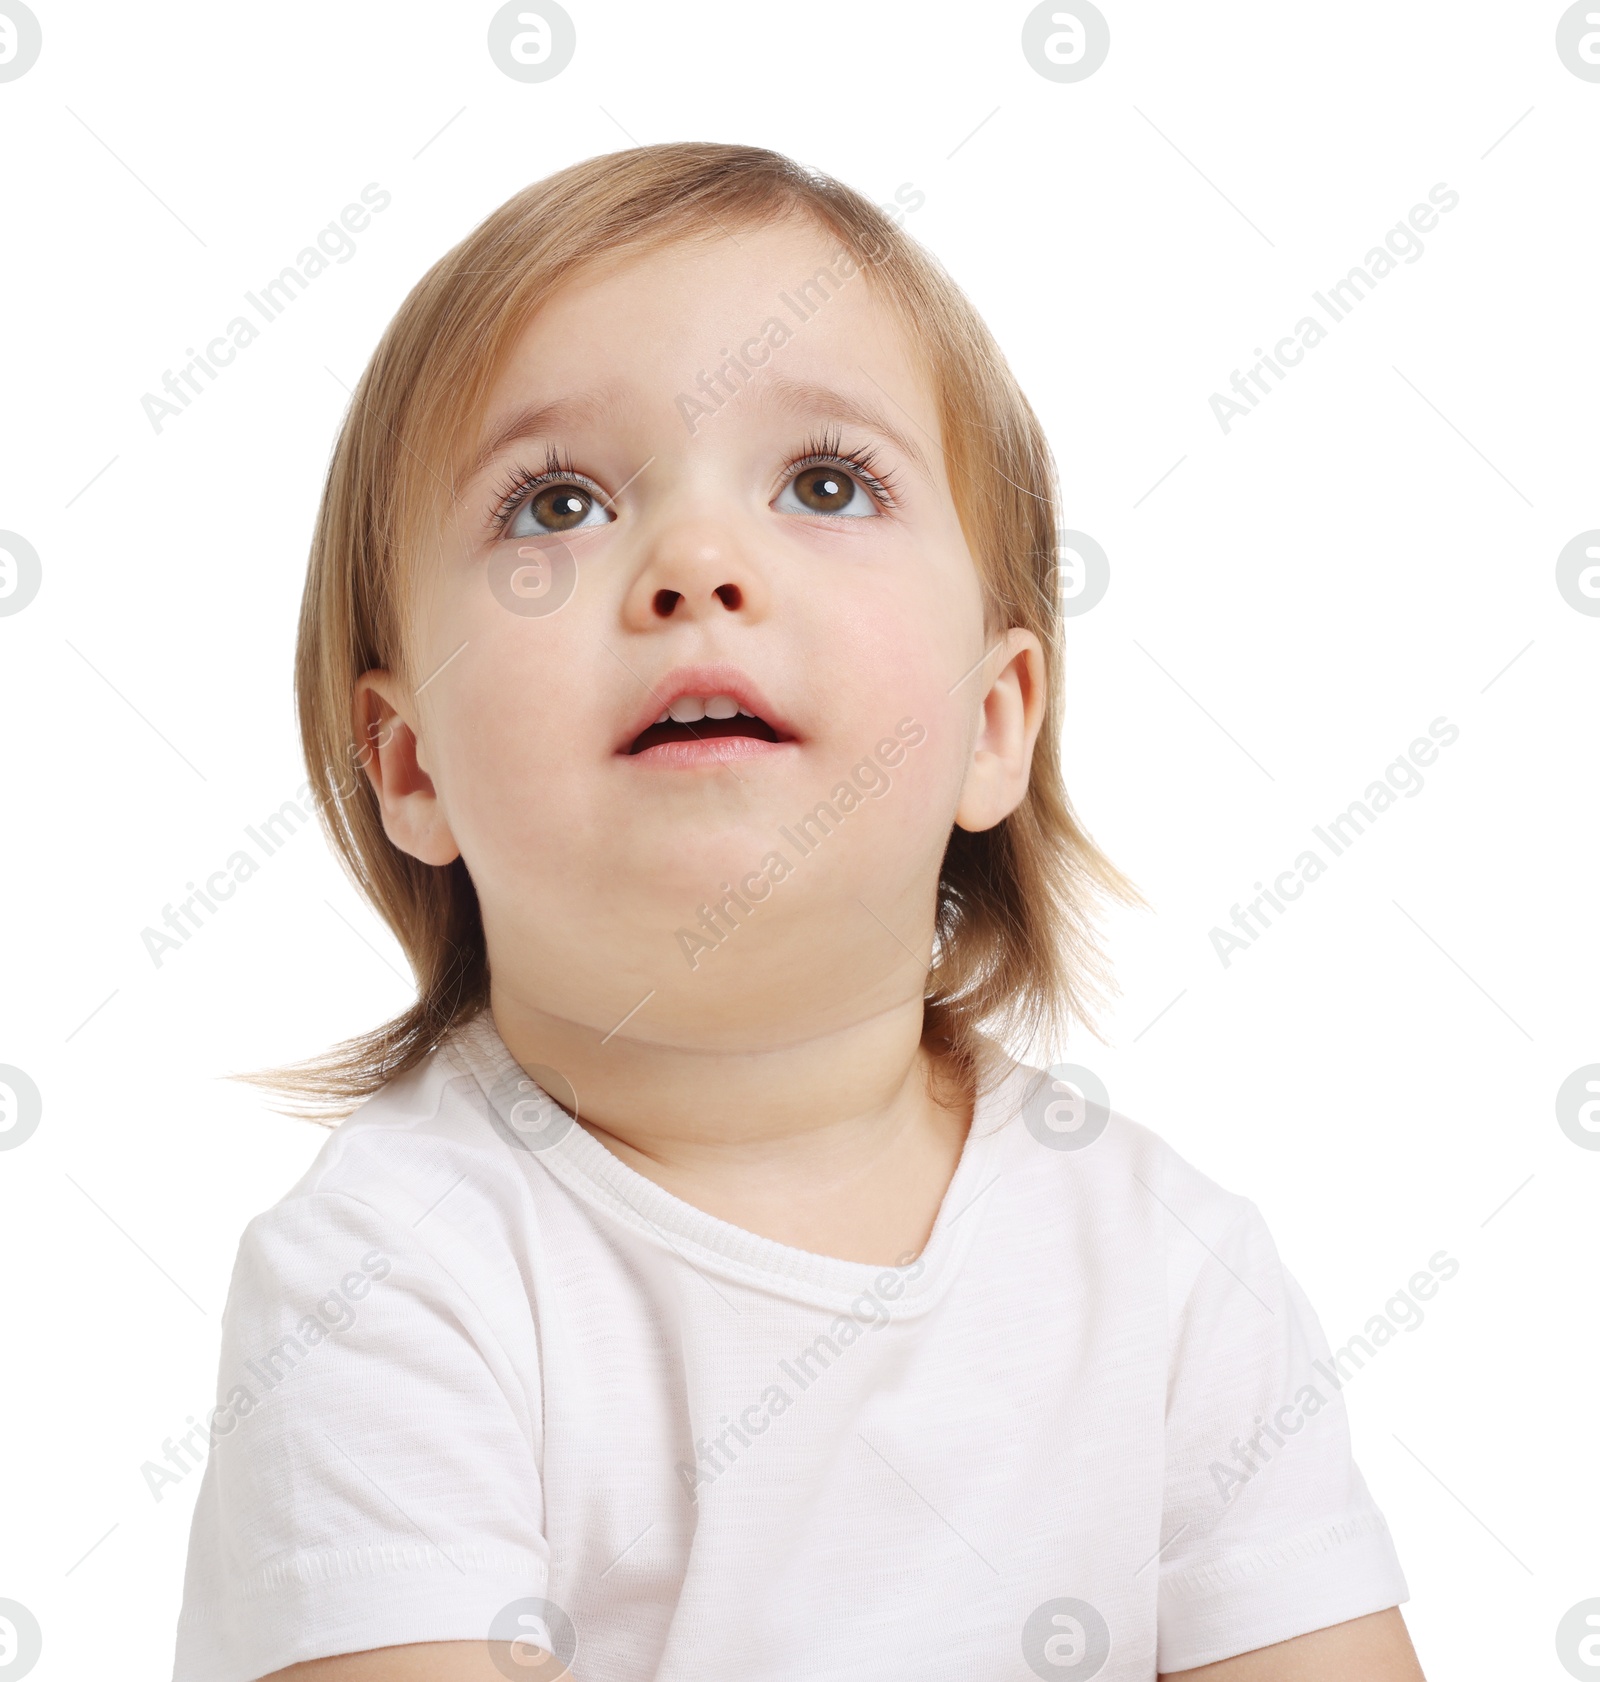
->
[[173, 142, 1425, 1682]]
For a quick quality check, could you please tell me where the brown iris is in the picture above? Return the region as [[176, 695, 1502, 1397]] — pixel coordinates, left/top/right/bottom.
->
[[529, 486, 593, 532], [790, 468, 856, 514]]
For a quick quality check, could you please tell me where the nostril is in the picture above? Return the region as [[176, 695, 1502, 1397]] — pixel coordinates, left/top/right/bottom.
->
[[714, 583, 743, 610], [652, 588, 681, 617]]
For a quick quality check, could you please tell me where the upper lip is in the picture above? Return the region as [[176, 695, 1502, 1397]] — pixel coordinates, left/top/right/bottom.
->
[[618, 662, 795, 753]]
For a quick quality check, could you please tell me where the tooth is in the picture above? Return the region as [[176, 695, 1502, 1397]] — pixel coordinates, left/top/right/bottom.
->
[[704, 695, 738, 720], [668, 695, 706, 723], [736, 705, 752, 717], [655, 711, 669, 724]]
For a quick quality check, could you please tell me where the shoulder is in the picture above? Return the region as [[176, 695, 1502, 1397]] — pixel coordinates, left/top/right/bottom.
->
[[984, 1052, 1269, 1314], [274, 1012, 529, 1212], [227, 1016, 538, 1308]]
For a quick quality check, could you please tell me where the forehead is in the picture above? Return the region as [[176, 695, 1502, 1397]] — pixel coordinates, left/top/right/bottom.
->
[[473, 215, 940, 462]]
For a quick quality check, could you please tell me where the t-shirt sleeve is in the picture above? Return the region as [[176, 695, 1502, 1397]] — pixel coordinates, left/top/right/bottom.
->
[[172, 1186, 549, 1682], [1155, 1196, 1409, 1673]]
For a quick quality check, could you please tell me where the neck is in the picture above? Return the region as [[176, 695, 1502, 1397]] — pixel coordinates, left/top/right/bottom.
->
[[486, 981, 975, 1263]]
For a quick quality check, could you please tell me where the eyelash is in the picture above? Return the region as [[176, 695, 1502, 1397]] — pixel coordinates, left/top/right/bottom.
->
[[485, 426, 901, 537], [785, 426, 901, 513], [487, 446, 598, 537]]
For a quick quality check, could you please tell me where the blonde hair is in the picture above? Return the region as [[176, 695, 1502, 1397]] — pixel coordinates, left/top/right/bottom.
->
[[249, 141, 1143, 1120]]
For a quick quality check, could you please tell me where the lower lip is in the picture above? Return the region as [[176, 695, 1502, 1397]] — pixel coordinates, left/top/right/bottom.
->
[[623, 735, 799, 768]]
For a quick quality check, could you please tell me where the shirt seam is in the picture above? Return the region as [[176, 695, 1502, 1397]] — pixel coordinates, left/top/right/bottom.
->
[[446, 1009, 1023, 1313], [178, 1540, 547, 1625], [1159, 1506, 1393, 1597]]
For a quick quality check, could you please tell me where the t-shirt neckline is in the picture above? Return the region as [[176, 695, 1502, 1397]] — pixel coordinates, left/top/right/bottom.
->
[[445, 1006, 1027, 1318]]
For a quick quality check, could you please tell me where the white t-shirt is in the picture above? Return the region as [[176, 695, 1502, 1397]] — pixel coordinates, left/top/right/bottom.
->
[[172, 1010, 1408, 1681]]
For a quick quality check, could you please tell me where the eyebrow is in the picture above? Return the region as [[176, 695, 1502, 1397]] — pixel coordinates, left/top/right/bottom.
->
[[745, 374, 934, 478], [463, 373, 934, 489], [462, 388, 624, 487]]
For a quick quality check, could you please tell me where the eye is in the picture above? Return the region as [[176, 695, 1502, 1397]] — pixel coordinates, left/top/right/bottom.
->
[[775, 463, 879, 518], [508, 482, 608, 539], [490, 450, 614, 540], [774, 428, 899, 520]]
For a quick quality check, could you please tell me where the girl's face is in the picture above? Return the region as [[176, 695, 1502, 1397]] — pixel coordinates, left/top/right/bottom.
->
[[360, 214, 1043, 1050]]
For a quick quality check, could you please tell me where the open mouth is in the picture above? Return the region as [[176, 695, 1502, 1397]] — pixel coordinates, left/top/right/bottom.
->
[[628, 714, 783, 754], [620, 674, 795, 760]]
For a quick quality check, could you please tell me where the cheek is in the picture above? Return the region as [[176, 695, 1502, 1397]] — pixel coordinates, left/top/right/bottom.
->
[[886, 689, 976, 821], [422, 602, 593, 855], [826, 604, 976, 786], [834, 531, 986, 698], [818, 661, 974, 851]]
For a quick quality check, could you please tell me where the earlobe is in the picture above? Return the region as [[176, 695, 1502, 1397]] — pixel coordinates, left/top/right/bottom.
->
[[952, 629, 1046, 835], [352, 670, 462, 867]]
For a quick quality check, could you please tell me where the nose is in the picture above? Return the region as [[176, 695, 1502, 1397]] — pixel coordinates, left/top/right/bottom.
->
[[652, 577, 743, 618], [622, 513, 770, 627]]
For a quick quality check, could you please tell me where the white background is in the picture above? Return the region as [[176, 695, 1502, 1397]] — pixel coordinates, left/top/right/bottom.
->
[[1, 2, 1596, 1677]]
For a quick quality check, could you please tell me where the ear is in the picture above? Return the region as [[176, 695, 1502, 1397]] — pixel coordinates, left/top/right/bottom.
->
[[352, 671, 462, 867], [953, 628, 1047, 834]]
